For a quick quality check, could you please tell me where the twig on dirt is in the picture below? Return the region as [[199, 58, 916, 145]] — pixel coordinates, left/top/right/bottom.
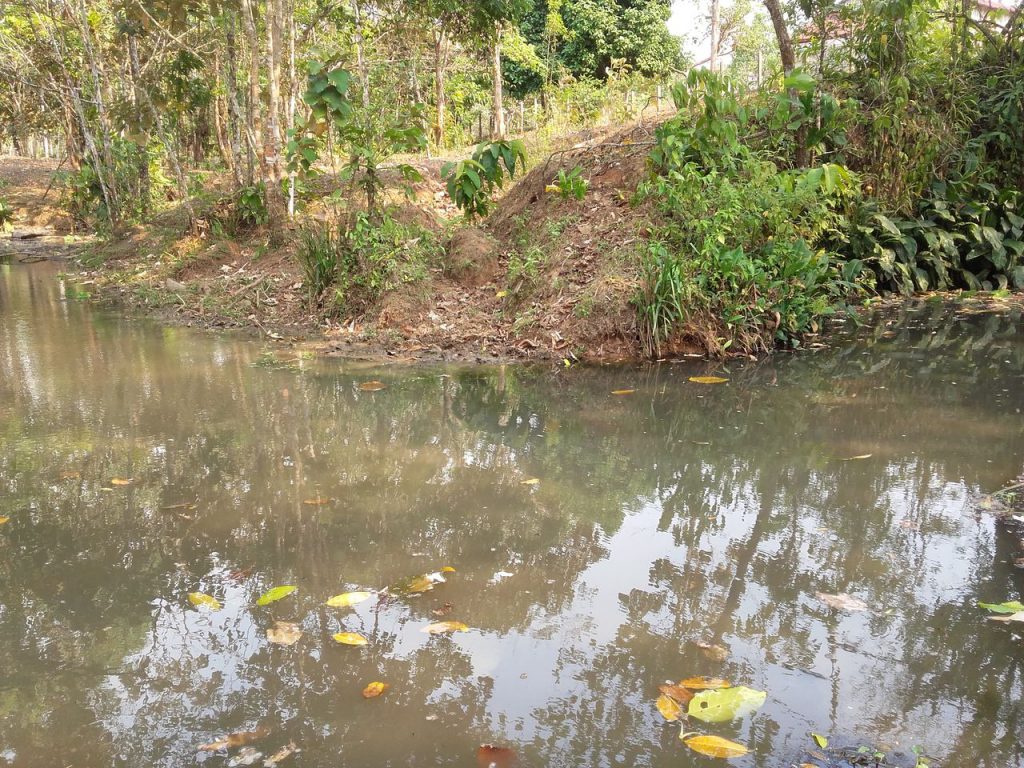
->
[[541, 140, 656, 176], [228, 273, 266, 298]]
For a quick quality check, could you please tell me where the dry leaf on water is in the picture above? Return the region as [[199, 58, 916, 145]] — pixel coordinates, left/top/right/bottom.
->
[[441, 566, 457, 573], [658, 682, 695, 704], [843, 454, 873, 461], [520, 478, 540, 485], [326, 591, 373, 608], [198, 727, 270, 751], [611, 389, 636, 395], [0, 516, 9, 525], [681, 733, 749, 758], [333, 632, 368, 646], [988, 612, 1024, 623], [227, 747, 263, 767], [266, 621, 302, 646], [421, 621, 469, 634], [815, 592, 868, 612], [688, 376, 728, 385], [362, 681, 389, 698], [110, 478, 133, 486], [695, 642, 729, 662], [391, 572, 446, 596], [302, 496, 332, 506], [680, 677, 730, 690], [263, 742, 300, 767], [477, 744, 516, 768], [656, 694, 682, 721], [256, 586, 297, 606], [358, 380, 387, 391], [188, 592, 222, 611]]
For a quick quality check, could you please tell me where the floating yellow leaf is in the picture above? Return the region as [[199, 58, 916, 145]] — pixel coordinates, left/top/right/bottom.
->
[[198, 727, 270, 752], [359, 380, 387, 392], [266, 621, 303, 646], [680, 677, 731, 690], [0, 516, 9, 525], [421, 621, 469, 634], [441, 566, 457, 573], [656, 694, 682, 721], [520, 478, 540, 485], [362, 681, 389, 698], [688, 686, 767, 723], [658, 682, 695, 704], [110, 478, 133, 486], [682, 734, 750, 758], [188, 592, 222, 611], [812, 733, 829, 749], [611, 389, 636, 395], [326, 591, 373, 608], [333, 632, 368, 646], [303, 496, 332, 506], [256, 585, 297, 606], [688, 376, 729, 385]]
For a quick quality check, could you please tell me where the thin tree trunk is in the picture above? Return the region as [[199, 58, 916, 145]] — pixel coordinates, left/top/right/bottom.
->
[[75, 0, 119, 219], [224, 17, 249, 187], [287, 0, 297, 217], [127, 34, 151, 217], [240, 0, 266, 181], [265, 0, 286, 223], [433, 30, 448, 146], [763, 0, 796, 73], [351, 0, 371, 108], [492, 25, 506, 140], [710, 0, 721, 72]]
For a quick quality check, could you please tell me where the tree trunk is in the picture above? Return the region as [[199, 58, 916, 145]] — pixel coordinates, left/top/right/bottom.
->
[[433, 30, 448, 146], [492, 25, 506, 140], [265, 0, 286, 223], [710, 0, 721, 72], [351, 0, 371, 108], [240, 0, 266, 181], [224, 17, 249, 187], [127, 34, 151, 217], [762, 0, 796, 73]]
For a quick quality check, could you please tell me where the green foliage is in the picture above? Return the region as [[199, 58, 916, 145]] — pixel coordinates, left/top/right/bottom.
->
[[554, 165, 588, 200], [442, 139, 527, 219], [235, 183, 270, 228], [0, 197, 14, 230]]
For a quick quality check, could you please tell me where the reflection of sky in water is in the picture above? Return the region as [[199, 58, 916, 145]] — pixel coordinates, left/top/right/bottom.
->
[[2, 265, 1024, 768]]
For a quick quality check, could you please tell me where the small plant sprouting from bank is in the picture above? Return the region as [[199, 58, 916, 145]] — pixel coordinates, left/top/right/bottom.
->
[[235, 183, 270, 229], [0, 197, 13, 230], [442, 139, 527, 220], [549, 166, 588, 201]]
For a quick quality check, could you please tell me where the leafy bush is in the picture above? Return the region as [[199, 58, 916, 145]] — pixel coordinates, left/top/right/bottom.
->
[[551, 166, 588, 201], [0, 197, 13, 229], [235, 183, 270, 228], [442, 139, 526, 219]]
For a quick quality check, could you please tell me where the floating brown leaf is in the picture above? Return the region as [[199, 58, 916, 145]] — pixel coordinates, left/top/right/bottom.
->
[[263, 742, 300, 767], [333, 632, 368, 646], [611, 389, 636, 395], [695, 642, 729, 662], [432, 602, 454, 617], [110, 478, 133, 486], [842, 453, 873, 461], [358, 380, 387, 392], [681, 733, 749, 758], [656, 694, 682, 721], [198, 727, 270, 752], [658, 682, 695, 704], [680, 677, 731, 690], [477, 744, 516, 768], [688, 376, 728, 385], [421, 621, 469, 634], [0, 516, 9, 525], [362, 681, 389, 698], [227, 747, 263, 767], [302, 496, 332, 506], [60, 471, 81, 480], [267, 621, 303, 646], [815, 592, 868, 612], [988, 612, 1024, 623]]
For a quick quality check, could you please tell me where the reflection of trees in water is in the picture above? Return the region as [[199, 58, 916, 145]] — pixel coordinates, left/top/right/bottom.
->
[[1, 268, 1023, 766]]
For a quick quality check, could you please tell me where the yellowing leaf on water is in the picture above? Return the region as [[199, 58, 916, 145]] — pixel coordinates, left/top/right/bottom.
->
[[658, 682, 695, 704], [359, 380, 387, 392], [333, 632, 368, 646], [256, 586, 297, 606], [266, 621, 303, 646], [688, 376, 728, 385], [611, 389, 636, 395], [656, 694, 682, 721], [188, 592, 222, 611], [843, 453, 873, 461], [362, 681, 389, 698], [263, 742, 300, 767], [988, 612, 1024, 623], [110, 478, 133, 486], [198, 727, 270, 751], [0, 516, 9, 525], [302, 496, 333, 506], [441, 566, 457, 573], [680, 677, 730, 690], [681, 734, 749, 758], [520, 478, 540, 485], [688, 686, 767, 723], [421, 621, 469, 634], [815, 592, 868, 612], [812, 733, 829, 749], [326, 591, 373, 608]]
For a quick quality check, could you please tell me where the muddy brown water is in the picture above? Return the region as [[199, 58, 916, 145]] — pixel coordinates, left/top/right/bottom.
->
[[2, 260, 1023, 768]]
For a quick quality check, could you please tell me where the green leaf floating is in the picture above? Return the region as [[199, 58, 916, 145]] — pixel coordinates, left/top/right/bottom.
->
[[257, 585, 297, 606], [688, 686, 767, 723], [978, 600, 1024, 615]]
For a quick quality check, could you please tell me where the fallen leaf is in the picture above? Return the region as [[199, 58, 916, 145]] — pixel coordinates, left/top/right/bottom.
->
[[266, 621, 303, 646], [688, 686, 767, 723], [198, 728, 270, 751], [978, 600, 1024, 614], [695, 642, 729, 662], [391, 571, 446, 595], [477, 744, 516, 768], [988, 612, 1024, 623], [59, 471, 81, 480], [432, 602, 454, 617], [110, 478, 133, 486], [359, 380, 387, 392], [656, 694, 682, 721], [302, 496, 332, 506], [843, 454, 873, 461], [611, 389, 636, 395], [326, 591, 373, 608], [681, 733, 749, 758], [333, 632, 368, 646], [520, 478, 540, 485], [227, 747, 264, 767], [256, 586, 297, 606], [421, 621, 469, 634], [815, 592, 868, 612], [495, 290, 508, 299], [812, 733, 829, 749], [441, 566, 457, 573], [688, 376, 728, 385], [0, 516, 9, 525], [680, 677, 731, 690], [362, 681, 389, 698], [263, 742, 299, 767], [658, 682, 695, 704], [188, 592, 222, 611]]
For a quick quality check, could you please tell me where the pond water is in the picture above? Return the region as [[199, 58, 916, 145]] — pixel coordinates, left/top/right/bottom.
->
[[1, 260, 1023, 768]]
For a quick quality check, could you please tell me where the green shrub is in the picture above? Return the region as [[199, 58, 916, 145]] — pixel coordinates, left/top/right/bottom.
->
[[552, 166, 588, 201], [235, 183, 270, 228], [442, 139, 526, 219], [0, 198, 13, 229]]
